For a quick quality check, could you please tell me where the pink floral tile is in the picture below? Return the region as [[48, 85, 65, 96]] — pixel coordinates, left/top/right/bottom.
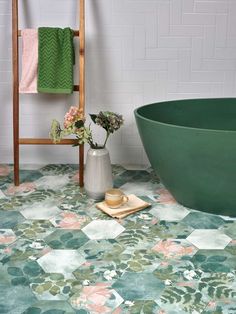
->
[[70, 283, 123, 314], [5, 182, 36, 196], [0, 165, 10, 176], [0, 229, 17, 245], [152, 239, 197, 259], [50, 211, 90, 229]]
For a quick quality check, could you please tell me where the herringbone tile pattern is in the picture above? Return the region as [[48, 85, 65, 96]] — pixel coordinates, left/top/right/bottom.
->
[[0, 0, 236, 164]]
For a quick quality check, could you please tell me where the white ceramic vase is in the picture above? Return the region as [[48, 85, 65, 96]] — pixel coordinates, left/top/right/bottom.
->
[[84, 147, 113, 200]]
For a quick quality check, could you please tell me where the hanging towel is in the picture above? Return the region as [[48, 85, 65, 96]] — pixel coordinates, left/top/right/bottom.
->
[[19, 29, 38, 93], [38, 27, 75, 94]]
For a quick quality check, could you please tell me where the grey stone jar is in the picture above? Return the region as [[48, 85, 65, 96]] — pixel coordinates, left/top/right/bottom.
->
[[84, 147, 113, 200]]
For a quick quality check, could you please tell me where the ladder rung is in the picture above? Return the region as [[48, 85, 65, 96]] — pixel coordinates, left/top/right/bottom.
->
[[19, 138, 78, 145], [18, 30, 80, 37]]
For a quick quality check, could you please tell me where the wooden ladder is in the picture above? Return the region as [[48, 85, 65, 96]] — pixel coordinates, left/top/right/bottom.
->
[[12, 0, 85, 187]]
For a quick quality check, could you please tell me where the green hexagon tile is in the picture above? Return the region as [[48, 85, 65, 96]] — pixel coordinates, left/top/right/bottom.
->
[[0, 164, 236, 314]]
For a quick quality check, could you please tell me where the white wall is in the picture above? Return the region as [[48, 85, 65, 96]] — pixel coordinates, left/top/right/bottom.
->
[[1, 0, 236, 165]]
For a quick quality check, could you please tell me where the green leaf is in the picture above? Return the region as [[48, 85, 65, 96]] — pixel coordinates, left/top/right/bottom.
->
[[90, 114, 97, 124], [75, 120, 84, 128]]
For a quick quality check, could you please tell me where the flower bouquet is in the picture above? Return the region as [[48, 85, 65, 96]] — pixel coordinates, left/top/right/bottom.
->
[[50, 106, 124, 148], [50, 106, 124, 199]]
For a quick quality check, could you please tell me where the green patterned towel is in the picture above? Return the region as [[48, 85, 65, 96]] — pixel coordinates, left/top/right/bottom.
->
[[38, 27, 75, 94]]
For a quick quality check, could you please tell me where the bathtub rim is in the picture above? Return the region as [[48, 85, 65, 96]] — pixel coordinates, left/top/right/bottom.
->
[[134, 97, 236, 133]]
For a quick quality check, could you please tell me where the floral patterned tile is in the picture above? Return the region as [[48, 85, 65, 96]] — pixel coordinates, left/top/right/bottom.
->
[[0, 229, 16, 246], [70, 283, 124, 313], [0, 189, 6, 199], [39, 164, 76, 176], [44, 229, 89, 249], [202, 300, 236, 314], [220, 221, 236, 239], [112, 272, 165, 300], [0, 211, 25, 229], [50, 211, 91, 229], [0, 285, 37, 314], [190, 248, 236, 273], [182, 212, 226, 229], [13, 220, 54, 240], [9, 170, 43, 184], [0, 164, 236, 314], [24, 300, 76, 314]]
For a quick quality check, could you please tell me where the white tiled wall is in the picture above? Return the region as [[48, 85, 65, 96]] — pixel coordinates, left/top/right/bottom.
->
[[1, 0, 236, 165]]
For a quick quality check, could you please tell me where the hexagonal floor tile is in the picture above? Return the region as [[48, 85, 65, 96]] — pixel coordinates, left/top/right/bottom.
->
[[182, 212, 225, 229], [187, 230, 232, 250], [9, 170, 43, 183], [44, 229, 89, 249], [119, 181, 159, 196], [220, 221, 236, 239], [50, 211, 90, 229], [0, 229, 16, 245], [0, 285, 37, 313], [82, 220, 125, 240], [0, 189, 6, 199], [34, 175, 70, 191], [152, 239, 198, 259], [150, 204, 189, 221], [70, 284, 123, 313], [20, 201, 60, 220], [13, 220, 54, 240], [24, 300, 75, 314], [191, 249, 236, 273], [37, 250, 85, 278], [39, 164, 75, 175], [112, 272, 165, 300], [0, 211, 25, 229]]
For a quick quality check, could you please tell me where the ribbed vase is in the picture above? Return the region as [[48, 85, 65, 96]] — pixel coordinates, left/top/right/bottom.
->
[[84, 147, 113, 200]]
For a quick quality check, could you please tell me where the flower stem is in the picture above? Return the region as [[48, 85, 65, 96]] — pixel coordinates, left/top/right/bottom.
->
[[103, 131, 110, 148]]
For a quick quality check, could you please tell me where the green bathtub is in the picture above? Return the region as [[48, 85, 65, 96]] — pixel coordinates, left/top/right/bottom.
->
[[135, 98, 236, 217]]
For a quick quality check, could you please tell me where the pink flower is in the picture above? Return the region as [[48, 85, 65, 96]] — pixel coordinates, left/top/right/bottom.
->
[[5, 182, 36, 196], [40, 247, 52, 257], [87, 303, 111, 314], [72, 171, 80, 183], [71, 283, 112, 313], [207, 301, 217, 309], [0, 165, 10, 176], [160, 261, 169, 267], [156, 188, 177, 204], [83, 283, 112, 304], [176, 282, 195, 287], [63, 106, 84, 128], [3, 247, 12, 254], [82, 261, 92, 267], [57, 212, 88, 229], [112, 307, 122, 314], [152, 239, 195, 258], [0, 236, 16, 244], [151, 218, 158, 225]]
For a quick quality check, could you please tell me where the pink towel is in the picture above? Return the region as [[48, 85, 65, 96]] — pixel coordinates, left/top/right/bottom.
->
[[19, 29, 38, 93]]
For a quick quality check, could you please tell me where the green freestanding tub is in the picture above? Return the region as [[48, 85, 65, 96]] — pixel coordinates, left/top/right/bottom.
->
[[135, 98, 236, 217]]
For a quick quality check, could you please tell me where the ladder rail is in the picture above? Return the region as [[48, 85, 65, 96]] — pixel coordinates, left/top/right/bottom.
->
[[12, 0, 19, 186], [12, 0, 85, 187], [79, 0, 85, 187]]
